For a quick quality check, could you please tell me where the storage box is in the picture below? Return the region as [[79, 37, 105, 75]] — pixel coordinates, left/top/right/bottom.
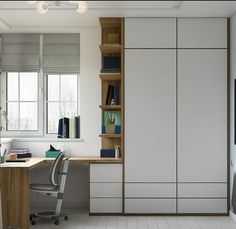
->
[[45, 150, 61, 158], [100, 149, 116, 158]]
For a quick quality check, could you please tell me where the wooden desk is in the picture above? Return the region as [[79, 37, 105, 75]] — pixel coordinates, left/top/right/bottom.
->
[[0, 157, 122, 229]]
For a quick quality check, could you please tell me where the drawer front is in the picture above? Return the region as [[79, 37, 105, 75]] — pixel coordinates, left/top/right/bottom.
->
[[90, 198, 122, 213], [178, 183, 227, 198], [178, 199, 227, 214], [125, 199, 176, 213], [90, 183, 122, 198], [90, 164, 122, 182], [125, 183, 176, 198]]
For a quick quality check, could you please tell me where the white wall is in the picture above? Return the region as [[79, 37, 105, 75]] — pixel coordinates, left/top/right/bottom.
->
[[2, 27, 101, 209], [231, 13, 236, 212]]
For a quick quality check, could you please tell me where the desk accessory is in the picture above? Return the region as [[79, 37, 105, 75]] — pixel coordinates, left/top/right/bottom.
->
[[100, 149, 116, 158], [6, 159, 29, 163], [45, 145, 61, 158]]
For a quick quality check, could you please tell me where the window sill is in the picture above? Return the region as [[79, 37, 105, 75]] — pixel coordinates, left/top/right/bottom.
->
[[0, 138, 13, 144], [6, 138, 84, 143]]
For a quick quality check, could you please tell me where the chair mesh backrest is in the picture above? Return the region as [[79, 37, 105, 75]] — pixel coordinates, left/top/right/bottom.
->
[[49, 152, 65, 186]]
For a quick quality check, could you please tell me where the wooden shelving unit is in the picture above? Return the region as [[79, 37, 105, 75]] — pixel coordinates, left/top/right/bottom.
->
[[99, 44, 122, 53], [99, 73, 121, 81], [99, 134, 122, 138], [99, 105, 121, 110], [99, 18, 124, 161]]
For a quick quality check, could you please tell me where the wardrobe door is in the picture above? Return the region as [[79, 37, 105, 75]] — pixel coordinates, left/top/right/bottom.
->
[[178, 49, 227, 213], [125, 49, 176, 182], [125, 18, 176, 48], [178, 18, 227, 48], [178, 49, 227, 183], [125, 49, 176, 213]]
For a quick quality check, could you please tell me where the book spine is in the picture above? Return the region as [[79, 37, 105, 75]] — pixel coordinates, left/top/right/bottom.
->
[[72, 117, 76, 138], [75, 116, 80, 138], [114, 84, 120, 105], [69, 118, 73, 139], [58, 118, 63, 138]]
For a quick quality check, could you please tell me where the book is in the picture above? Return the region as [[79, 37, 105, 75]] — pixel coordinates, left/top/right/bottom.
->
[[75, 116, 80, 138], [58, 118, 63, 138], [105, 83, 120, 105], [9, 148, 29, 153], [71, 117, 76, 138], [63, 117, 70, 138], [114, 84, 120, 105], [69, 118, 73, 138]]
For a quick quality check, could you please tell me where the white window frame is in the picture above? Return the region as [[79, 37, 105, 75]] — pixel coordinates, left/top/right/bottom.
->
[[44, 73, 80, 137], [0, 71, 44, 137]]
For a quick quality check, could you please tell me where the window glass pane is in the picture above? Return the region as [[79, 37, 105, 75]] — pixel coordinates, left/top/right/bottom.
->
[[7, 72, 18, 101], [20, 72, 38, 101], [61, 75, 77, 101], [7, 102, 19, 130], [48, 102, 60, 134], [61, 102, 77, 118], [48, 75, 59, 101], [20, 102, 38, 130]]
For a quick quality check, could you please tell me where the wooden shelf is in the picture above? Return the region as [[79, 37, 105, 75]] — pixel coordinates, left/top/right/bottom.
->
[[99, 44, 122, 53], [99, 134, 122, 138], [99, 105, 121, 110], [100, 18, 122, 28], [99, 73, 121, 81]]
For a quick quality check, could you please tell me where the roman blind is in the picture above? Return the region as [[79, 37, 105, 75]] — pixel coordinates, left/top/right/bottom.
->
[[0, 34, 40, 72], [43, 34, 80, 73]]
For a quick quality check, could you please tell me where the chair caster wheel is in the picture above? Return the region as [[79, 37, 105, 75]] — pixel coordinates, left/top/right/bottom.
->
[[55, 220, 60, 225], [31, 221, 36, 225], [64, 215, 69, 221]]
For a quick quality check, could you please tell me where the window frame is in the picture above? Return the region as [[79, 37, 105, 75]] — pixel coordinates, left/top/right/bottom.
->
[[44, 73, 80, 137], [0, 71, 44, 137]]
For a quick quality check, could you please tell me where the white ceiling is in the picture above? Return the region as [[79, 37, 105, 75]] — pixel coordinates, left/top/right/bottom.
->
[[0, 1, 236, 31]]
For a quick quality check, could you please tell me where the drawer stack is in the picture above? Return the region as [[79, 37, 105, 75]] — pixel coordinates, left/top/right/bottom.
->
[[90, 163, 122, 213]]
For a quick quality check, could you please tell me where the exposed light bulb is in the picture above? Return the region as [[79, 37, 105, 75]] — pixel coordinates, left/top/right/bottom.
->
[[76, 1, 87, 14], [26, 1, 37, 4], [37, 1, 48, 14]]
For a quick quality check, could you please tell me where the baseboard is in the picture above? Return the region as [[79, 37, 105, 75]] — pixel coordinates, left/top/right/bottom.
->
[[230, 210, 236, 222]]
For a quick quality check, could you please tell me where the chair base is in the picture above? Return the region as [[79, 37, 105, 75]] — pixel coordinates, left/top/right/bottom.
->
[[30, 211, 69, 225]]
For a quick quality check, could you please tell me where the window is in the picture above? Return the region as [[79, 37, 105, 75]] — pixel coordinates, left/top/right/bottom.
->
[[6, 72, 38, 131], [47, 74, 79, 134]]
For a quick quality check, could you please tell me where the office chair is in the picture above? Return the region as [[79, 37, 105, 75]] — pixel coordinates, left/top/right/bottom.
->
[[30, 152, 70, 225]]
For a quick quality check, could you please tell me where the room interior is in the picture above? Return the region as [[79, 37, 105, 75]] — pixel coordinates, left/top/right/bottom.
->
[[1, 0, 236, 228]]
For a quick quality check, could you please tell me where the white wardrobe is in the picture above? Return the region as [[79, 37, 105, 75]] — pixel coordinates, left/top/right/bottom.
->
[[125, 18, 228, 214]]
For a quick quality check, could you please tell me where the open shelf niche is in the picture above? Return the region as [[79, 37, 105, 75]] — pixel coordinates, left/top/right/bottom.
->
[[99, 18, 124, 160]]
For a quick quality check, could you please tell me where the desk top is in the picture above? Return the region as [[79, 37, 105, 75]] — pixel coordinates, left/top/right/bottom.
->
[[0, 158, 45, 168], [0, 156, 123, 168]]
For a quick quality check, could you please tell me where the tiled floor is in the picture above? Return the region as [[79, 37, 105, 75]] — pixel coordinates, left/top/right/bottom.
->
[[30, 211, 236, 229]]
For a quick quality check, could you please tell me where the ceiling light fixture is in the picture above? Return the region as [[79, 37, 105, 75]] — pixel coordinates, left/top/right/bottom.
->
[[26, 1, 88, 14]]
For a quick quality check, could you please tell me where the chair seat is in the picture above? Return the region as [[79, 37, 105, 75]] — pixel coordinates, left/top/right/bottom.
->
[[30, 183, 59, 192]]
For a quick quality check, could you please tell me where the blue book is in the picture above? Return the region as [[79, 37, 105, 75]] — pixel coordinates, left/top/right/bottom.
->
[[114, 84, 120, 105], [75, 116, 80, 138]]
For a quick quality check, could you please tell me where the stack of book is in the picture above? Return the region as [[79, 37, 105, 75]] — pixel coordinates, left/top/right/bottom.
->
[[106, 83, 120, 105], [9, 148, 32, 158], [58, 116, 80, 139]]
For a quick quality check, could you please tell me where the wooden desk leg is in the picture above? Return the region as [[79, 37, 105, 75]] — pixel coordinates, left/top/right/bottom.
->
[[0, 168, 29, 229]]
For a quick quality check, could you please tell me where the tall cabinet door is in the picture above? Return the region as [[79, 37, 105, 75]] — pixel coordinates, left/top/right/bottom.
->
[[178, 49, 227, 213], [125, 49, 176, 213]]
